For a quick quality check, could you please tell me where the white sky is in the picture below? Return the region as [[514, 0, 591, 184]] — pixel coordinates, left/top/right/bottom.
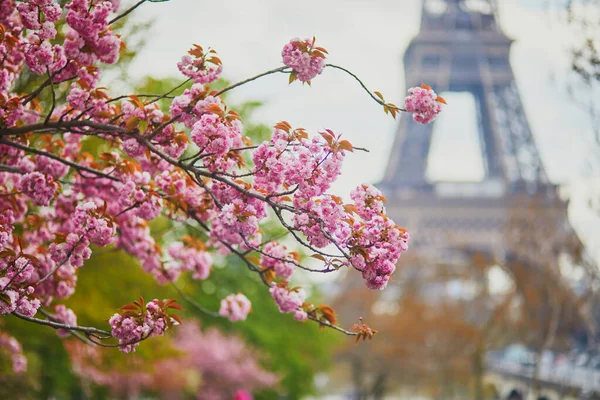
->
[[127, 0, 600, 259]]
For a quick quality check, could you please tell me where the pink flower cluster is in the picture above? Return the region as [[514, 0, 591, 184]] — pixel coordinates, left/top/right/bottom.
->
[[177, 45, 222, 84], [72, 201, 116, 247], [64, 0, 121, 66], [211, 200, 261, 249], [118, 175, 162, 221], [190, 112, 244, 172], [47, 233, 91, 298], [281, 38, 326, 83], [37, 201, 116, 300], [0, 285, 40, 317], [151, 124, 189, 159], [67, 322, 277, 398], [155, 169, 213, 221], [260, 242, 296, 279], [208, 183, 268, 252], [18, 0, 67, 75], [35, 155, 70, 179], [219, 293, 252, 322], [293, 195, 351, 248], [109, 299, 177, 353], [17, 0, 61, 31], [269, 285, 306, 317], [0, 208, 15, 251], [0, 331, 27, 373], [350, 184, 386, 221], [116, 218, 163, 282], [53, 304, 77, 338], [17, 171, 59, 206], [0, 256, 40, 317], [347, 215, 410, 290], [404, 85, 444, 124], [252, 123, 409, 292], [169, 85, 220, 128], [252, 128, 346, 197], [166, 240, 212, 282], [178, 54, 222, 84]]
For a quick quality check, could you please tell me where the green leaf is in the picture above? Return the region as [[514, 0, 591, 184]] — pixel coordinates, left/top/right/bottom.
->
[[138, 120, 148, 134]]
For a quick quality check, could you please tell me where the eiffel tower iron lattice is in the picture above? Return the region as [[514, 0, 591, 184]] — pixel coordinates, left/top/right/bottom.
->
[[378, 0, 572, 259]]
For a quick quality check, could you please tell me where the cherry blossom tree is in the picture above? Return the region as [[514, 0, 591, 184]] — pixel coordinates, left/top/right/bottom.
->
[[66, 322, 278, 399], [0, 0, 445, 370]]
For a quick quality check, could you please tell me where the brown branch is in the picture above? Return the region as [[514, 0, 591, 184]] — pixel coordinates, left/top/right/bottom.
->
[[0, 139, 120, 182], [11, 311, 111, 336], [109, 0, 147, 25], [0, 120, 127, 136]]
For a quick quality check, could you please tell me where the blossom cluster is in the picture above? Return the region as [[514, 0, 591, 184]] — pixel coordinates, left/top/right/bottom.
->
[[0, 331, 26, 373], [166, 237, 212, 282], [282, 38, 327, 83], [252, 127, 346, 198], [53, 304, 78, 338], [219, 293, 252, 322], [177, 44, 223, 84], [0, 255, 41, 317], [269, 285, 307, 321], [109, 298, 181, 353], [260, 242, 297, 279], [404, 84, 445, 124], [17, 0, 65, 75]]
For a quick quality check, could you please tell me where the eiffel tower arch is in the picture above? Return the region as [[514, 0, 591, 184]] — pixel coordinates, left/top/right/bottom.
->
[[379, 0, 572, 261]]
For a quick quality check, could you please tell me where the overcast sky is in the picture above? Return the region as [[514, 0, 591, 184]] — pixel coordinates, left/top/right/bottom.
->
[[127, 0, 600, 257]]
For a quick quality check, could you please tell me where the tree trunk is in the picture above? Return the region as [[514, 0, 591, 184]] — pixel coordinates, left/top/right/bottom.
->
[[473, 344, 485, 400], [531, 297, 562, 399], [371, 371, 388, 400], [351, 356, 367, 400]]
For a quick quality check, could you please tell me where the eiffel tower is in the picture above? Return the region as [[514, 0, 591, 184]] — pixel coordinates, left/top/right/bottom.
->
[[379, 0, 571, 261]]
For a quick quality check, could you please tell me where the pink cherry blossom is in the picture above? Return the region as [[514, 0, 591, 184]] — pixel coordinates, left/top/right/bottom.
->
[[219, 293, 252, 322], [350, 184, 386, 221], [0, 331, 27, 373], [109, 299, 178, 353], [260, 242, 296, 279], [17, 171, 58, 206], [269, 285, 306, 314], [282, 38, 326, 83], [54, 304, 77, 338], [404, 85, 444, 124]]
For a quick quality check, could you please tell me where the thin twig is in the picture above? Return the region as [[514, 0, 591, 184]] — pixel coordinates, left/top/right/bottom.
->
[[169, 281, 220, 318], [326, 63, 406, 113], [43, 69, 56, 126], [109, 0, 147, 25], [214, 66, 290, 97]]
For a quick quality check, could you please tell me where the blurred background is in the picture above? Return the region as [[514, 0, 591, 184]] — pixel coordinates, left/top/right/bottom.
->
[[4, 0, 600, 399]]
